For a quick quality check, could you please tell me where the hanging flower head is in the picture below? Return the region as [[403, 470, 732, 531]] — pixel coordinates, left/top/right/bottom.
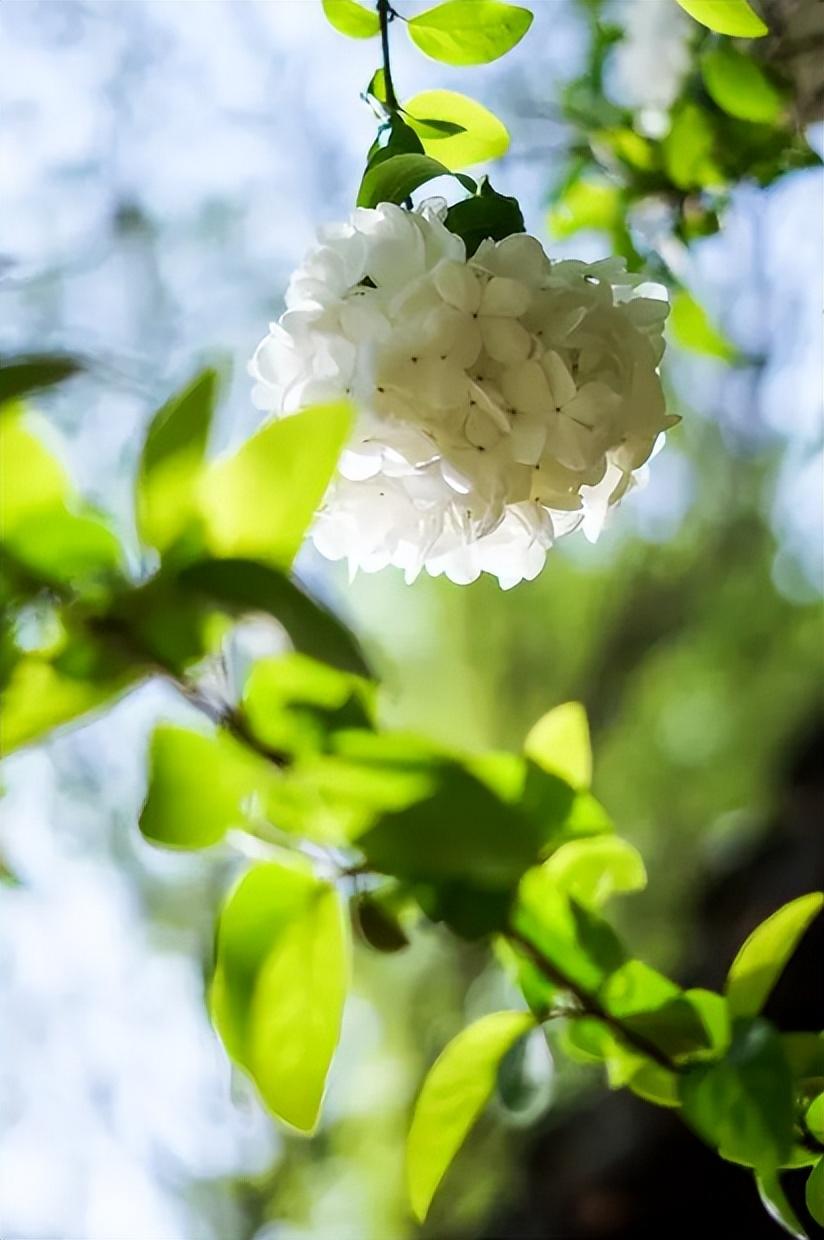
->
[[251, 201, 675, 588]]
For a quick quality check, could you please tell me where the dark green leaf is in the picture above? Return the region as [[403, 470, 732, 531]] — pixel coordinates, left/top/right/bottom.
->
[[680, 1018, 795, 1168], [0, 354, 83, 406], [355, 889, 410, 953], [357, 153, 454, 208], [407, 1, 533, 66], [757, 1171, 809, 1238], [177, 557, 372, 678], [445, 185, 524, 257], [807, 1159, 824, 1227]]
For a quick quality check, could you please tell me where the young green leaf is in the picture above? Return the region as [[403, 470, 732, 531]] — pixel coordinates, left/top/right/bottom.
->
[[524, 701, 592, 789], [541, 837, 646, 908], [137, 369, 217, 555], [757, 1171, 809, 1239], [140, 724, 279, 850], [403, 90, 510, 170], [680, 1018, 795, 1168], [1, 412, 69, 530], [675, 0, 768, 37], [807, 1159, 824, 1228], [406, 1011, 534, 1220], [701, 47, 784, 124], [177, 557, 372, 678], [725, 892, 824, 1018], [513, 877, 626, 993], [0, 354, 82, 406], [212, 864, 348, 1131], [321, 0, 380, 39], [407, 0, 533, 66], [200, 401, 352, 569], [242, 652, 372, 757], [366, 68, 387, 105], [670, 289, 737, 362]]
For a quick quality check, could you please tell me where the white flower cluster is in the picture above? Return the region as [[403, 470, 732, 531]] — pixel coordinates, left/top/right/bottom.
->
[[251, 202, 674, 588]]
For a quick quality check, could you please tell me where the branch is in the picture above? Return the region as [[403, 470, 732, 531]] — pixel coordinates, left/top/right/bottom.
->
[[507, 927, 682, 1074], [377, 0, 400, 112]]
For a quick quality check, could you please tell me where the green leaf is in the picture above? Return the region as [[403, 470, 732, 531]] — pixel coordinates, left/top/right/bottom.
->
[[444, 181, 524, 257], [541, 836, 646, 909], [805, 1094, 824, 1143], [0, 413, 69, 531], [680, 1018, 795, 1168], [0, 642, 139, 754], [177, 557, 371, 678], [242, 653, 372, 758], [137, 369, 217, 556], [366, 67, 387, 104], [0, 354, 82, 406], [406, 1011, 534, 1220], [140, 724, 280, 850], [200, 401, 352, 569], [407, 116, 468, 139], [757, 1171, 809, 1239], [548, 177, 623, 240], [725, 892, 824, 1018], [407, 1, 533, 66], [524, 701, 592, 789], [321, 0, 380, 39], [670, 289, 737, 362], [513, 877, 626, 993], [403, 90, 510, 170], [807, 1159, 824, 1228], [701, 47, 784, 123], [358, 763, 547, 890], [663, 103, 724, 191], [675, 0, 768, 37], [212, 863, 348, 1131], [357, 152, 453, 208], [600, 961, 713, 1060]]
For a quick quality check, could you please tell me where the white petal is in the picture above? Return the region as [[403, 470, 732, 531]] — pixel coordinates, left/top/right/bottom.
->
[[434, 260, 482, 314], [509, 414, 547, 465], [541, 351, 577, 407], [479, 275, 531, 318], [480, 317, 533, 365], [501, 361, 551, 418]]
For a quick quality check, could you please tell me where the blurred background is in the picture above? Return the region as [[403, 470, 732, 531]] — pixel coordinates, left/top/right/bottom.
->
[[1, 1, 822, 1236]]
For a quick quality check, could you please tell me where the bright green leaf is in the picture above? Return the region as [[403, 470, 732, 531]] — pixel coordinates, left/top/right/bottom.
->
[[757, 1171, 809, 1239], [0, 413, 68, 533], [137, 370, 217, 555], [670, 289, 737, 362], [541, 836, 646, 908], [200, 402, 352, 569], [176, 557, 371, 678], [407, 1011, 534, 1220], [366, 68, 387, 104], [243, 652, 372, 757], [321, 0, 380, 39], [807, 1159, 824, 1227], [548, 177, 622, 240], [524, 701, 592, 789], [407, 1, 533, 66], [725, 892, 824, 1018], [3, 508, 123, 588], [805, 1094, 824, 1144], [0, 354, 82, 406], [676, 0, 768, 37], [357, 152, 453, 208], [601, 961, 712, 1060], [513, 876, 626, 993], [680, 1018, 795, 1168], [701, 46, 784, 123], [403, 90, 510, 170], [140, 724, 280, 850]]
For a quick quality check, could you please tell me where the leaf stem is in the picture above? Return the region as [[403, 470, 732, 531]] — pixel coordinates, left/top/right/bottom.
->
[[377, 0, 400, 112], [507, 927, 682, 1074]]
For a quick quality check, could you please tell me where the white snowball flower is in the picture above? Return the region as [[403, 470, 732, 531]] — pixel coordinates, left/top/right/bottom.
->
[[250, 201, 676, 588]]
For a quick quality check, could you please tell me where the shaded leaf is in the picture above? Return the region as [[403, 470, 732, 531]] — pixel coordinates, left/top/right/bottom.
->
[[725, 892, 824, 1018], [757, 1171, 809, 1239], [177, 557, 372, 677], [357, 152, 453, 208], [0, 354, 82, 406], [407, 1011, 534, 1220], [408, 0, 532, 66], [445, 182, 524, 256]]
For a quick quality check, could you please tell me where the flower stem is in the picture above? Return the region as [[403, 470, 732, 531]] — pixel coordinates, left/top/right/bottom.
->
[[377, 0, 400, 112]]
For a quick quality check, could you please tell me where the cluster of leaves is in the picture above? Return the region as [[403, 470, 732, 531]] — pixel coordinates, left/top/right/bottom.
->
[[2, 358, 823, 1234], [549, 0, 820, 358]]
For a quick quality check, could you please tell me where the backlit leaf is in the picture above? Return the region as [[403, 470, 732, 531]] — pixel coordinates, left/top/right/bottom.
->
[[403, 90, 510, 170], [408, 1, 532, 66], [725, 892, 824, 1018], [807, 1159, 824, 1228], [321, 0, 380, 39], [524, 701, 592, 789], [676, 0, 768, 37], [701, 47, 784, 123], [541, 836, 646, 908], [407, 1011, 534, 1220], [670, 289, 737, 362]]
